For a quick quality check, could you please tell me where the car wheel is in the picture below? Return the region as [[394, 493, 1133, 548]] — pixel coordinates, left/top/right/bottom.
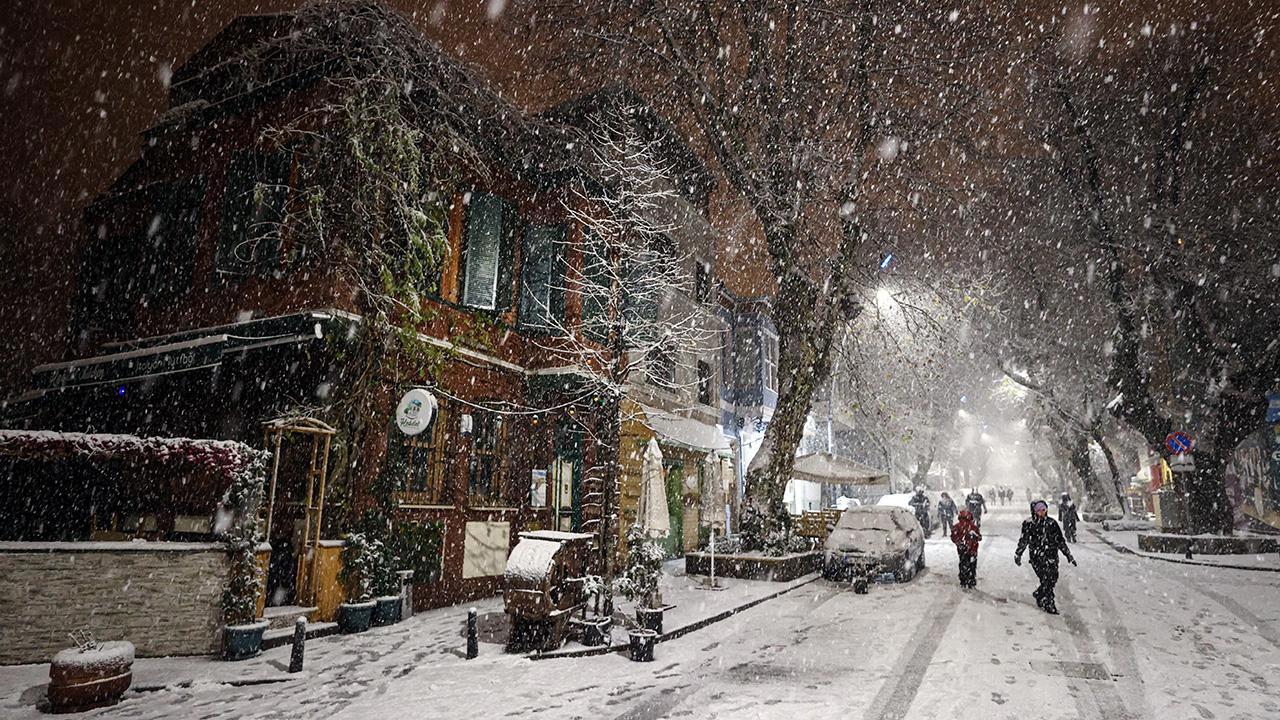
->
[[916, 552, 926, 571], [895, 558, 914, 583]]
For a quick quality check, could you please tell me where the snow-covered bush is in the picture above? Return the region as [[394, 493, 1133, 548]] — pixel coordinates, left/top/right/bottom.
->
[[615, 526, 665, 609], [340, 532, 384, 603]]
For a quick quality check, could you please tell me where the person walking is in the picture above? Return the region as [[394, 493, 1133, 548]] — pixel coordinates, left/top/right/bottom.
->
[[909, 487, 932, 537], [1014, 500, 1077, 614], [965, 488, 987, 528], [938, 492, 957, 536], [1059, 492, 1080, 543], [951, 509, 982, 589]]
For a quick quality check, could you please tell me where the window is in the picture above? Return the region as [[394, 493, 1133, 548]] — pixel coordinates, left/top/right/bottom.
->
[[697, 360, 715, 406], [388, 399, 450, 505], [461, 192, 515, 310], [215, 149, 290, 277], [694, 259, 714, 303], [648, 343, 678, 389], [579, 230, 612, 343], [468, 410, 507, 505], [140, 178, 204, 302], [762, 331, 779, 394], [518, 224, 565, 330]]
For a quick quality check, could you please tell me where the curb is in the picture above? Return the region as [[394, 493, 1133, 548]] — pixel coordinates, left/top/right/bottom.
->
[[531, 572, 824, 661], [1088, 528, 1280, 573]]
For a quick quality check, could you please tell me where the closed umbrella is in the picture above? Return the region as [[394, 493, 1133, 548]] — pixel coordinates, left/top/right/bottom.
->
[[701, 452, 726, 529], [637, 438, 669, 539]]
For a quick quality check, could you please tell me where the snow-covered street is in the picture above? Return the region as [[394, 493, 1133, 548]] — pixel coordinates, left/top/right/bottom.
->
[[6, 505, 1277, 720]]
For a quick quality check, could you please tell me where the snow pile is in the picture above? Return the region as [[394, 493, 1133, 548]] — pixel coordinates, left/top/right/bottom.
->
[[504, 538, 560, 582], [52, 641, 134, 671]]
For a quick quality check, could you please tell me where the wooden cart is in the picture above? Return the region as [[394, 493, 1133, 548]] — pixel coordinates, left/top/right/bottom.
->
[[503, 531, 596, 651]]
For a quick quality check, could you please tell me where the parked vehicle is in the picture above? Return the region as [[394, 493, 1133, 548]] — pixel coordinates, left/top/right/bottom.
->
[[822, 505, 926, 586]]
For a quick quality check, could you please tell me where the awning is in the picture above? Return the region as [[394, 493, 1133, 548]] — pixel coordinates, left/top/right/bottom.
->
[[791, 451, 889, 486], [28, 310, 355, 394], [640, 405, 731, 453]]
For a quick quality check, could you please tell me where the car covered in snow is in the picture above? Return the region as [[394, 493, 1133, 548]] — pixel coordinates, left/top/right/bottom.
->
[[823, 505, 926, 586]]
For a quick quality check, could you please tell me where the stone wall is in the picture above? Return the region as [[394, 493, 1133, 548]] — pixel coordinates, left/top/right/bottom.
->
[[0, 542, 228, 665]]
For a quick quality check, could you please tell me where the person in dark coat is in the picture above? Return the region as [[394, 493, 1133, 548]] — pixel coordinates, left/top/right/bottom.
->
[[951, 509, 982, 588], [937, 492, 958, 535], [909, 488, 932, 537], [965, 488, 987, 528], [1059, 492, 1080, 543], [1015, 499, 1077, 614]]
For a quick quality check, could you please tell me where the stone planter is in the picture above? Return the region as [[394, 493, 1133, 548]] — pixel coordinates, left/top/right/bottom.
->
[[685, 550, 823, 582], [1137, 533, 1280, 555], [48, 641, 134, 713], [628, 629, 657, 662], [635, 607, 664, 634], [222, 620, 270, 661], [337, 600, 377, 634], [372, 596, 402, 627]]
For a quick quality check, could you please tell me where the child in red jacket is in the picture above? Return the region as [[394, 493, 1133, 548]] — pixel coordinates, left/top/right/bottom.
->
[[951, 509, 982, 589]]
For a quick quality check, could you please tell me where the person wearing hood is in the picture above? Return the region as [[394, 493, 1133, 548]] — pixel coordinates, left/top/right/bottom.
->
[[1015, 499, 1077, 614], [937, 492, 958, 535], [1059, 492, 1080, 543], [951, 508, 982, 589]]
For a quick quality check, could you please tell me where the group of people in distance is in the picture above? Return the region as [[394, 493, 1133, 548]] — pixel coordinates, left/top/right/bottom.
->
[[931, 487, 1080, 614]]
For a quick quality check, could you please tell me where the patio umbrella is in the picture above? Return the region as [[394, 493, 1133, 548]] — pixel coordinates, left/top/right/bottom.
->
[[701, 452, 726, 529], [637, 438, 670, 539]]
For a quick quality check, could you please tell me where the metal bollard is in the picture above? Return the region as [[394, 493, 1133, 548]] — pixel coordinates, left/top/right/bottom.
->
[[466, 608, 478, 659], [1185, 544, 1194, 560], [289, 617, 306, 673]]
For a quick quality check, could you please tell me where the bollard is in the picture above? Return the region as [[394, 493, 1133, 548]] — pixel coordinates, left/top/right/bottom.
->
[[466, 608, 478, 659], [1185, 544, 1194, 560], [289, 617, 306, 673]]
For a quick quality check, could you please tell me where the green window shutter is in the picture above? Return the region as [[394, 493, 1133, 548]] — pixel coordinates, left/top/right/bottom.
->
[[495, 202, 520, 312], [519, 224, 565, 330], [150, 177, 205, 299], [462, 193, 506, 309]]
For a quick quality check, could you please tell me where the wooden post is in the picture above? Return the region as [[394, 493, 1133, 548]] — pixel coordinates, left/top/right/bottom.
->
[[309, 433, 332, 606], [265, 430, 283, 537]]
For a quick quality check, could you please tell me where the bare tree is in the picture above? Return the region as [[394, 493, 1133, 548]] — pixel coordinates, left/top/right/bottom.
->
[[549, 0, 1005, 543]]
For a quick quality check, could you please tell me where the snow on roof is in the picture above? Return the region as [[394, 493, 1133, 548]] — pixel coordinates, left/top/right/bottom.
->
[[505, 538, 563, 583], [0, 430, 266, 473]]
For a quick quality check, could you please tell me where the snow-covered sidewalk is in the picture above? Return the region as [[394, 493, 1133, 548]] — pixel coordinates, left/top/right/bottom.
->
[[1090, 525, 1280, 571], [0, 559, 817, 716]]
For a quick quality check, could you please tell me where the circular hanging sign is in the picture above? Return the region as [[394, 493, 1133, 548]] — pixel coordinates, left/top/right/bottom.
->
[[395, 388, 437, 436]]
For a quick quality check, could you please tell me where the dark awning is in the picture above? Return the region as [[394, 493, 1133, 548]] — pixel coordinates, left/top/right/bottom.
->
[[26, 309, 356, 395]]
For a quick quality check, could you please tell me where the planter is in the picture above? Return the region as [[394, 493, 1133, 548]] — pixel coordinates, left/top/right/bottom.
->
[[48, 641, 134, 713], [685, 550, 823, 582], [636, 606, 664, 634], [337, 600, 377, 634], [222, 620, 270, 661], [581, 617, 612, 647], [372, 596, 402, 627], [628, 629, 657, 662]]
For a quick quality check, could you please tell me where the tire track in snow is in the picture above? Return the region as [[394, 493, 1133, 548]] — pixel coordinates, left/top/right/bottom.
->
[[1058, 577, 1139, 719], [860, 587, 962, 720]]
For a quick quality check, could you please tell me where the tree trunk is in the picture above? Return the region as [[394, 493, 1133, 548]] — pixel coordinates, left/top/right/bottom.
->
[[1066, 433, 1111, 513], [1183, 447, 1234, 535], [1092, 431, 1132, 520]]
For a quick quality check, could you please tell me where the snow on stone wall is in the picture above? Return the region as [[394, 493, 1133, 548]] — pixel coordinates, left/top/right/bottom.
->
[[0, 543, 229, 665]]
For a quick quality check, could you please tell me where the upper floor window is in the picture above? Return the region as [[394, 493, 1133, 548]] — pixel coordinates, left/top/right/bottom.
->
[[215, 149, 290, 278], [762, 330, 779, 394], [697, 360, 715, 406], [518, 224, 566, 330], [468, 409, 508, 506], [139, 178, 205, 302], [579, 230, 613, 343], [694, 259, 714, 303], [648, 342, 678, 389], [461, 192, 515, 311]]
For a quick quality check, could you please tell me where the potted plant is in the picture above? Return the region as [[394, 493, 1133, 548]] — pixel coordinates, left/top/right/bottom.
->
[[337, 532, 379, 634], [617, 526, 666, 635], [370, 541, 403, 627], [221, 471, 268, 660], [577, 575, 612, 646]]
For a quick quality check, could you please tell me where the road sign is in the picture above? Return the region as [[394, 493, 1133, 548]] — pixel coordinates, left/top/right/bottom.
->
[[1267, 392, 1280, 423], [1165, 431, 1194, 455]]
